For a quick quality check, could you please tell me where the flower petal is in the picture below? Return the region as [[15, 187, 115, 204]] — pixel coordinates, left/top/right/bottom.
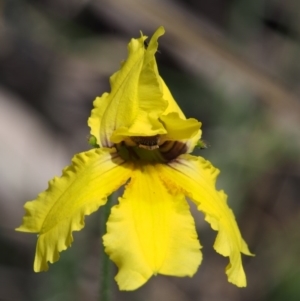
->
[[158, 155, 253, 287], [159, 78, 202, 151], [16, 148, 132, 272], [159, 112, 201, 141], [111, 27, 169, 143], [88, 36, 145, 147], [160, 77, 186, 119], [103, 164, 201, 290]]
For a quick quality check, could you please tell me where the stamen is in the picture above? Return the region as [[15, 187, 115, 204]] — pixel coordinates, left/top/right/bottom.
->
[[131, 135, 160, 150]]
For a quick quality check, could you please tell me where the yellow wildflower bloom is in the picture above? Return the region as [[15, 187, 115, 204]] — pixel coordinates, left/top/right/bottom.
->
[[16, 26, 252, 291]]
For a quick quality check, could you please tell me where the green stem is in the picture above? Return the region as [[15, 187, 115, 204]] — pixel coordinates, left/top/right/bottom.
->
[[100, 195, 113, 301]]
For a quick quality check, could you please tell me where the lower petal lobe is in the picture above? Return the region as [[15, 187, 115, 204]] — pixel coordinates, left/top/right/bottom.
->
[[159, 155, 253, 287], [103, 164, 201, 291], [16, 148, 132, 272]]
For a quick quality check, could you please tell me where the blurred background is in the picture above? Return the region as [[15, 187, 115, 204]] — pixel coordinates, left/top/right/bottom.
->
[[1, 0, 300, 300]]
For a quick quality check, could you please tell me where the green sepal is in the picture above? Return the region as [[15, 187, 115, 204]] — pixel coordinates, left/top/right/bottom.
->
[[88, 135, 100, 148], [196, 139, 209, 149]]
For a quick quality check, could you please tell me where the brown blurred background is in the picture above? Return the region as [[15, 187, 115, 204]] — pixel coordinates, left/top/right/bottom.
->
[[1, 0, 300, 300]]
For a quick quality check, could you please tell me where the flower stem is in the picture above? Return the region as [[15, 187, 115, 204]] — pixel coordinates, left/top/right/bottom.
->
[[100, 195, 113, 301]]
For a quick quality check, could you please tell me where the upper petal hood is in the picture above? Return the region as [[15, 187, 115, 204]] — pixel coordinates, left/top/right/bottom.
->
[[88, 26, 167, 147], [88, 26, 201, 150]]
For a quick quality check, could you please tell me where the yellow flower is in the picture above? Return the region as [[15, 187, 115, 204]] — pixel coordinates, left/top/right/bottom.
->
[[16, 26, 252, 291]]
